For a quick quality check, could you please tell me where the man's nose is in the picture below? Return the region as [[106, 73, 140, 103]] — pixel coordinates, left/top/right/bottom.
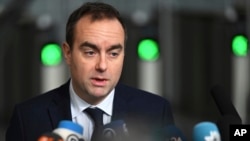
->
[[95, 55, 107, 72]]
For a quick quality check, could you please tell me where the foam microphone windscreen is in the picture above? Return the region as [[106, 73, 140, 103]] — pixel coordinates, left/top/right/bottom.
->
[[193, 122, 221, 141], [102, 120, 129, 141], [37, 132, 63, 141], [53, 120, 85, 141]]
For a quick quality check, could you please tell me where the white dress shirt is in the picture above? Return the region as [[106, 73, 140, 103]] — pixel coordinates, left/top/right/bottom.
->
[[69, 80, 114, 141]]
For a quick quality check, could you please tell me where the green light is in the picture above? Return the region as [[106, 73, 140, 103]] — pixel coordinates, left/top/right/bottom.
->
[[137, 39, 159, 61], [41, 43, 62, 66], [232, 35, 248, 56]]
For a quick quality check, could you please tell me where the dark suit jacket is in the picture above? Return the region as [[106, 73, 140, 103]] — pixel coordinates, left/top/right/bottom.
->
[[5, 81, 174, 141]]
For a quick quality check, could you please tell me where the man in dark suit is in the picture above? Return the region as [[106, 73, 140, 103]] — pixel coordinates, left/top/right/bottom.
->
[[6, 2, 174, 141]]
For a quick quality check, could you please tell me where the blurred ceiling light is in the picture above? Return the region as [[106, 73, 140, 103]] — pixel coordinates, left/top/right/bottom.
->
[[36, 14, 52, 30], [131, 10, 150, 26]]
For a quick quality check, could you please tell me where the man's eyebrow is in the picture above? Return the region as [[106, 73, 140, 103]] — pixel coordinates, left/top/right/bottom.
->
[[80, 41, 123, 51], [80, 41, 98, 50], [108, 44, 123, 52]]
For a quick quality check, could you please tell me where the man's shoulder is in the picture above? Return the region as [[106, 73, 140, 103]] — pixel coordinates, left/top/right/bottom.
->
[[115, 83, 175, 125], [115, 83, 169, 103], [16, 81, 69, 109]]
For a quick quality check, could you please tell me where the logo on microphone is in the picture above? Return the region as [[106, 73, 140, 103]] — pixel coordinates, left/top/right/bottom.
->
[[169, 137, 182, 141], [103, 128, 116, 138], [66, 134, 84, 141], [204, 131, 220, 141], [102, 122, 129, 139]]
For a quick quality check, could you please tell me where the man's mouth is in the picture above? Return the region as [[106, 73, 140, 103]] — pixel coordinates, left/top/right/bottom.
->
[[91, 77, 108, 86]]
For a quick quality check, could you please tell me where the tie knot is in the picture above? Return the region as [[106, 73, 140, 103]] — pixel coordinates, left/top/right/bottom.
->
[[85, 107, 104, 126]]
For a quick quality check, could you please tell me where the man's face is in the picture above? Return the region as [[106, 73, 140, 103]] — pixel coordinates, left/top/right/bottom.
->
[[63, 16, 125, 104]]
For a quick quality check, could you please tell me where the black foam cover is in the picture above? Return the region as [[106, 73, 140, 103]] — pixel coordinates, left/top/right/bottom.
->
[[210, 85, 242, 122], [210, 85, 242, 141]]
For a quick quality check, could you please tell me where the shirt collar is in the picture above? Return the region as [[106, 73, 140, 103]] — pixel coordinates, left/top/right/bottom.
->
[[70, 80, 114, 118]]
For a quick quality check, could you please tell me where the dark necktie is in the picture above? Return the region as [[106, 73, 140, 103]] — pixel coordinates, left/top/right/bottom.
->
[[85, 107, 104, 141]]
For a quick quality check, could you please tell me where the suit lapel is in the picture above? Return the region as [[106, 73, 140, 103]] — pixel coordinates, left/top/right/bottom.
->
[[112, 83, 129, 121], [48, 81, 72, 129]]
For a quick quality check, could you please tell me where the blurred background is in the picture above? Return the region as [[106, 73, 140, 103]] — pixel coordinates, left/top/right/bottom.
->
[[0, 0, 250, 140]]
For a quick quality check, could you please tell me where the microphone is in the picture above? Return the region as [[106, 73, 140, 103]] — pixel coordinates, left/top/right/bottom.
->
[[210, 85, 242, 122], [102, 120, 129, 141], [37, 132, 63, 141], [38, 120, 85, 141], [193, 121, 221, 141], [210, 85, 242, 141], [53, 120, 85, 141], [155, 124, 186, 141]]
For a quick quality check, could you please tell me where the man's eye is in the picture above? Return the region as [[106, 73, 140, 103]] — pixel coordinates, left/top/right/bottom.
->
[[85, 51, 95, 56], [110, 52, 119, 57]]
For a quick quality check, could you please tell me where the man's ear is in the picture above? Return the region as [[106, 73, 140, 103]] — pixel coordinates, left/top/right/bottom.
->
[[62, 42, 71, 65]]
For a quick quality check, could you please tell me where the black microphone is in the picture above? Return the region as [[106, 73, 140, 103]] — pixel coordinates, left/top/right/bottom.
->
[[102, 120, 129, 141], [210, 84, 242, 122], [155, 124, 186, 141], [210, 85, 242, 141]]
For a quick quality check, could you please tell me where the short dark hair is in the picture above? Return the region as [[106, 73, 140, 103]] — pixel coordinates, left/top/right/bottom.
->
[[65, 2, 127, 47]]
